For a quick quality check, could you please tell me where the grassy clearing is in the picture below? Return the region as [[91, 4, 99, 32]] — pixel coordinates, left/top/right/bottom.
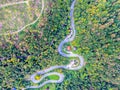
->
[[48, 75, 60, 80]]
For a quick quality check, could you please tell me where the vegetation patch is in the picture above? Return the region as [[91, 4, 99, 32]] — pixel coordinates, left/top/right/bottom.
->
[[48, 75, 60, 80], [0, 0, 119, 89]]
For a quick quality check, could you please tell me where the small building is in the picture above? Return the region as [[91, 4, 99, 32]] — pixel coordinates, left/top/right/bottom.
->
[[73, 46, 77, 50], [67, 46, 71, 51]]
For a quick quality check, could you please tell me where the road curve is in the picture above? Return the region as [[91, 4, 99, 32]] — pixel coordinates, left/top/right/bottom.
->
[[0, 0, 44, 36], [24, 0, 84, 89], [26, 72, 64, 89], [0, 1, 28, 8]]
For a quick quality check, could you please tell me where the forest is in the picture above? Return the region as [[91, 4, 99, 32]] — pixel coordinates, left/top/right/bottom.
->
[[0, 0, 120, 90]]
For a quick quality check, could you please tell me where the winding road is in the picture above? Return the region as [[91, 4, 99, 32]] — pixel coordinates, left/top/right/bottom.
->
[[24, 0, 84, 89], [26, 72, 64, 89]]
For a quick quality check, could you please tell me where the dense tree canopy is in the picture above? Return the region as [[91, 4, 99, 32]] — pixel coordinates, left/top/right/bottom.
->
[[0, 0, 120, 90]]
